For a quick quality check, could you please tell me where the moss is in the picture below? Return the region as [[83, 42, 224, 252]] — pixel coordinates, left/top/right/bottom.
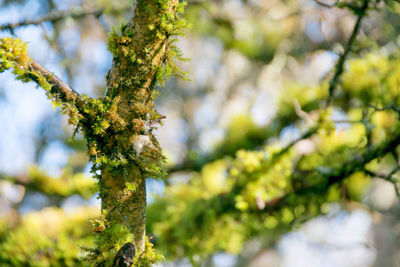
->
[[0, 37, 30, 71], [83, 221, 134, 266], [0, 37, 80, 125], [0, 37, 51, 95], [132, 237, 164, 267], [84, 0, 190, 180], [83, 215, 163, 267], [1, 0, 189, 265], [26, 166, 97, 199], [88, 0, 190, 263], [0, 207, 98, 266]]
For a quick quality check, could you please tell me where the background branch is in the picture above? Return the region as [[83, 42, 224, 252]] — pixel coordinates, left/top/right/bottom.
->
[[255, 127, 400, 213], [326, 0, 369, 105], [0, 5, 104, 32]]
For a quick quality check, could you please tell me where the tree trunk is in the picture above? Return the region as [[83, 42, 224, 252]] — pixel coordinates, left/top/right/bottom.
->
[[0, 0, 185, 263], [102, 166, 146, 251], [101, 0, 179, 253]]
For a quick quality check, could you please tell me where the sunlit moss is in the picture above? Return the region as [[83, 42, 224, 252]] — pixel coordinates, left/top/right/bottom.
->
[[0, 37, 30, 71], [345, 172, 371, 201], [147, 46, 400, 257], [342, 52, 400, 106], [371, 110, 398, 128], [26, 166, 97, 199], [264, 216, 278, 229], [201, 160, 229, 195], [0, 207, 98, 266]]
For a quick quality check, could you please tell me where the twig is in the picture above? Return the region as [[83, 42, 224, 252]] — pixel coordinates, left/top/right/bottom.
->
[[327, 133, 400, 187], [202, 126, 400, 217], [368, 104, 400, 114], [275, 127, 319, 159], [29, 59, 85, 113], [293, 99, 314, 126], [313, 0, 339, 8], [268, 128, 400, 211], [326, 0, 370, 106], [333, 120, 362, 123], [0, 5, 104, 32]]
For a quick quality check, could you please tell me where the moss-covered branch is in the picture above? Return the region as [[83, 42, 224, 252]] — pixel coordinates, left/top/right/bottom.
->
[[29, 60, 85, 109], [79, 0, 188, 265], [0, 37, 85, 123], [0, 207, 98, 266], [1, 0, 189, 263], [0, 167, 97, 200], [149, 119, 400, 260]]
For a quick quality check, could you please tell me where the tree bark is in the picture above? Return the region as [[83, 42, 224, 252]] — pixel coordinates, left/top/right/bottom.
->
[[0, 0, 184, 261], [101, 0, 178, 253], [102, 166, 146, 251]]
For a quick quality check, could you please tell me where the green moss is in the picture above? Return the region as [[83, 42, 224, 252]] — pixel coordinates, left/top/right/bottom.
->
[[0, 207, 97, 266], [83, 222, 134, 266], [0, 37, 52, 94], [1, 1, 190, 265], [26, 166, 97, 199], [0, 37, 30, 71], [83, 219, 163, 267], [132, 237, 164, 267], [0, 37, 81, 125], [86, 0, 190, 180]]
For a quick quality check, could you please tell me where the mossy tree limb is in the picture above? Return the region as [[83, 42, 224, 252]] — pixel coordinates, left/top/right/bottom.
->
[[29, 60, 85, 110], [100, 0, 180, 253], [0, 38, 85, 117], [1, 0, 188, 264]]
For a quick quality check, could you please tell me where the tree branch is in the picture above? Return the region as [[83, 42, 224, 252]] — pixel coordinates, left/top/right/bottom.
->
[[0, 37, 86, 116], [92, 0, 185, 258], [0, 5, 104, 33], [0, 169, 97, 200], [197, 125, 400, 217], [29, 59, 85, 111], [168, 112, 319, 174], [326, 0, 369, 106], [272, 128, 400, 212]]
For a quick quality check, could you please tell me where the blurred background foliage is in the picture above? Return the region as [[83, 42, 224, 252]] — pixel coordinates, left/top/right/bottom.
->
[[1, 0, 400, 266]]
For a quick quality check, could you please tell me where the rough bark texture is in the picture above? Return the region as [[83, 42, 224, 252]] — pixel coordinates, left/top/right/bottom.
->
[[102, 0, 178, 252], [0, 0, 185, 263], [102, 166, 146, 251]]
